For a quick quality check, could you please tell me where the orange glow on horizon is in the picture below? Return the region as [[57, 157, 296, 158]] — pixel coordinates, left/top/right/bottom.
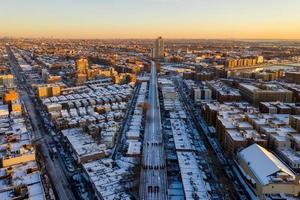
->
[[1, 0, 300, 39]]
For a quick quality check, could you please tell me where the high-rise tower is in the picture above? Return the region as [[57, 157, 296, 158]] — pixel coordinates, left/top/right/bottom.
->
[[153, 36, 164, 59], [76, 58, 89, 74]]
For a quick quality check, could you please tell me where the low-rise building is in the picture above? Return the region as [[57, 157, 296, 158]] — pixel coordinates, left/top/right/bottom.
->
[[62, 128, 106, 163], [207, 80, 241, 103], [0, 161, 45, 200], [290, 115, 300, 132], [193, 87, 212, 103], [82, 159, 131, 200], [259, 102, 300, 115], [285, 71, 300, 84], [237, 144, 300, 199], [224, 128, 267, 156]]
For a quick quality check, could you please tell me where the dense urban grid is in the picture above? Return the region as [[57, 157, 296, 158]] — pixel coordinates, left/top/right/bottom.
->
[[0, 37, 300, 200]]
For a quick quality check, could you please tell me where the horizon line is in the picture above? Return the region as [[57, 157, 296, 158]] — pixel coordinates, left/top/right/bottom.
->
[[1, 36, 300, 41]]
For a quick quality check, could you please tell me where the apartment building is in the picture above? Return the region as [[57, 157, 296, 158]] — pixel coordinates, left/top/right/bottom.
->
[[239, 83, 293, 105]]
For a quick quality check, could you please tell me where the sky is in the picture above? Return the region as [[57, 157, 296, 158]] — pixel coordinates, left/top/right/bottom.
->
[[0, 0, 300, 39]]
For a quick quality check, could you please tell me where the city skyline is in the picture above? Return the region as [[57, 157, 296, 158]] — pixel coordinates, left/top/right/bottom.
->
[[1, 0, 300, 39], [2, 15, 300, 199]]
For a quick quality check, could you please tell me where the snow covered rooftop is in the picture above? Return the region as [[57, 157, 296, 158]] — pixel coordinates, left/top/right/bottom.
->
[[62, 128, 106, 162], [0, 161, 45, 200], [82, 159, 131, 200], [177, 152, 210, 199], [238, 144, 296, 185]]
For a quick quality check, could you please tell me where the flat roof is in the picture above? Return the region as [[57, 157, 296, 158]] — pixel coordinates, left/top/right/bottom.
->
[[82, 159, 131, 199], [62, 128, 105, 159], [177, 152, 210, 199]]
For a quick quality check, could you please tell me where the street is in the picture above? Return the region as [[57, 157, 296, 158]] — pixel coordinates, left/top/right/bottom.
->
[[7, 46, 77, 200], [140, 61, 168, 200]]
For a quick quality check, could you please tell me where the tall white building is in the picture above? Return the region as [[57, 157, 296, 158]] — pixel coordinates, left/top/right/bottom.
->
[[153, 36, 164, 59]]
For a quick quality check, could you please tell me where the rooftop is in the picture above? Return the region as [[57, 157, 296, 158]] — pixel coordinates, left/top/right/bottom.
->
[[238, 144, 296, 185]]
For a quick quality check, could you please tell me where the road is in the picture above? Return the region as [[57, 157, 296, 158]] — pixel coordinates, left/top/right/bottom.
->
[[140, 61, 167, 200], [7, 46, 76, 200]]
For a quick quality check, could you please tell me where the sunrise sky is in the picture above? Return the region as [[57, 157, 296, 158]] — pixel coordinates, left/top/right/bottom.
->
[[1, 0, 300, 39]]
